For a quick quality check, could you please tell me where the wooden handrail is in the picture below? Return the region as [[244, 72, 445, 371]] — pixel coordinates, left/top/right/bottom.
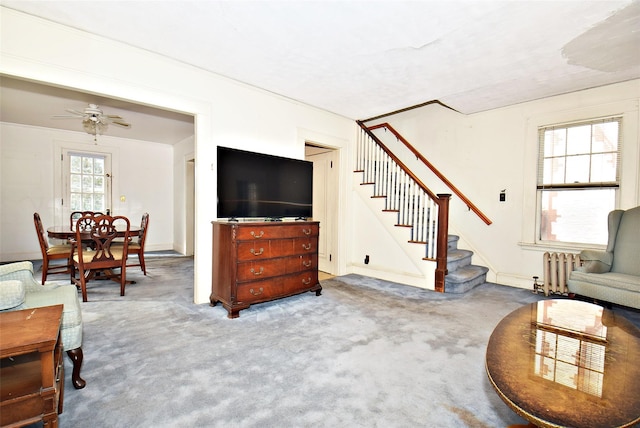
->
[[357, 121, 440, 202], [366, 122, 492, 226]]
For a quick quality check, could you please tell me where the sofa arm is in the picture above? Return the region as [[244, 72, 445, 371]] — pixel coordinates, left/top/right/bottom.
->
[[0, 261, 46, 293], [578, 249, 612, 273], [0, 280, 26, 310], [0, 261, 35, 277]]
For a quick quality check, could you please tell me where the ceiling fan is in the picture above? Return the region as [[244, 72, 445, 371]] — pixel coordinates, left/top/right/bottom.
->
[[53, 103, 131, 140]]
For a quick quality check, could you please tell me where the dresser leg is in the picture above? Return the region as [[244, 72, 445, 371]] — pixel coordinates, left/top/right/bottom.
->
[[67, 348, 86, 389]]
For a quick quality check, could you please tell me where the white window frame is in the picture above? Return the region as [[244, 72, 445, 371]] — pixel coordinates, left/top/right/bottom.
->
[[520, 98, 638, 253], [536, 116, 622, 246]]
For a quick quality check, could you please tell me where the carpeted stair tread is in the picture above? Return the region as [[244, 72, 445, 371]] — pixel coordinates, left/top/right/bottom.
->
[[447, 248, 473, 261], [447, 249, 473, 272], [445, 264, 489, 293], [447, 264, 489, 282]]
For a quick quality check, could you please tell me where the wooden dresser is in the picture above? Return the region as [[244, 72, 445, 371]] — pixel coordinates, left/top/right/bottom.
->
[[211, 221, 322, 318], [0, 305, 64, 428]]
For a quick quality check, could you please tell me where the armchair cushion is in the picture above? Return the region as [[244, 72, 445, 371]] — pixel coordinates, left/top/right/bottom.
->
[[0, 280, 26, 310], [577, 249, 612, 273], [23, 284, 83, 350]]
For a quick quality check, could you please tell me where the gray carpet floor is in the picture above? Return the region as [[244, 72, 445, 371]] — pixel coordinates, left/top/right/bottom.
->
[[34, 255, 639, 427]]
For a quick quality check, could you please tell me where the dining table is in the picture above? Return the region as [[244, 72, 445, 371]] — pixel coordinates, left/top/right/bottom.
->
[[47, 224, 142, 285], [47, 224, 142, 241]]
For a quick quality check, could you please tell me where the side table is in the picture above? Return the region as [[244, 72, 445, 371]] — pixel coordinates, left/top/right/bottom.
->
[[0, 305, 64, 428], [486, 299, 640, 427]]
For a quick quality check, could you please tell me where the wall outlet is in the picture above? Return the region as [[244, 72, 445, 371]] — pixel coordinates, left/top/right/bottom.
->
[[364, 255, 370, 264]]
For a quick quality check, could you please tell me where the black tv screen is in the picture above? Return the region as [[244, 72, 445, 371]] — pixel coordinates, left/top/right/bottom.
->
[[217, 146, 313, 220]]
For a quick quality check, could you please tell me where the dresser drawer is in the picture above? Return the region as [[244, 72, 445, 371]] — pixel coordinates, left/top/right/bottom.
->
[[236, 258, 288, 281], [236, 238, 318, 261], [237, 254, 318, 282], [236, 223, 319, 240], [236, 279, 284, 302], [236, 271, 319, 303]]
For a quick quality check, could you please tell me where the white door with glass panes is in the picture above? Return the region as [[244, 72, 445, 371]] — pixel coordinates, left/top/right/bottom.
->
[[63, 150, 112, 223]]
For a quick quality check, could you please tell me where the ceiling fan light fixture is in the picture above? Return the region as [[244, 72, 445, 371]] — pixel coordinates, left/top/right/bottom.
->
[[83, 118, 108, 140]]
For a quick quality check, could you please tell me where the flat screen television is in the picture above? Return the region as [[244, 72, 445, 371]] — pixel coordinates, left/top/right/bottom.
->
[[217, 146, 313, 220]]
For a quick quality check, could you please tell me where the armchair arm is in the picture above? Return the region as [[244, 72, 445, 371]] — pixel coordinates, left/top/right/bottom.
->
[[0, 262, 42, 292], [0, 280, 26, 310], [577, 249, 613, 273], [0, 261, 35, 277]]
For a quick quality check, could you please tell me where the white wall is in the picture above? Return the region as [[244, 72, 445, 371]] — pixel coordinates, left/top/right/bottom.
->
[[360, 80, 640, 289], [0, 123, 175, 260], [0, 8, 356, 304]]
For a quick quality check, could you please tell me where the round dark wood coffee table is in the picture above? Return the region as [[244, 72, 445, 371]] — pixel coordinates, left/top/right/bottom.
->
[[486, 299, 640, 428]]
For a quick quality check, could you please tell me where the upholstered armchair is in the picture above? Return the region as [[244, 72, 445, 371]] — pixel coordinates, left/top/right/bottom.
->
[[0, 261, 86, 389], [568, 205, 640, 309]]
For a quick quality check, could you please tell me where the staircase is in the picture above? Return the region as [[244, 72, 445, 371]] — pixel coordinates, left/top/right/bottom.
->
[[356, 121, 491, 293], [446, 235, 489, 293]]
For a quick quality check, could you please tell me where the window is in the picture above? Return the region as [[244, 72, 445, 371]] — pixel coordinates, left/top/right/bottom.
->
[[66, 152, 110, 213], [537, 117, 621, 245]]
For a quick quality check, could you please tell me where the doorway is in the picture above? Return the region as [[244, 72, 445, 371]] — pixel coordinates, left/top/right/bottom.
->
[[185, 157, 195, 256], [305, 143, 339, 276]]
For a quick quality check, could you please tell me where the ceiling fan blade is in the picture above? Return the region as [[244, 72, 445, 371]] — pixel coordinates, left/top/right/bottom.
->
[[111, 121, 131, 128], [52, 114, 81, 119], [105, 114, 124, 120], [65, 108, 86, 116]]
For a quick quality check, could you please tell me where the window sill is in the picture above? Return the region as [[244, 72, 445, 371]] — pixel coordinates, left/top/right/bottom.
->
[[519, 241, 606, 254]]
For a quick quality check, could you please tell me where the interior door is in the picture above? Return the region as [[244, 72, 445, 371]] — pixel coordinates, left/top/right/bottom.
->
[[306, 146, 338, 274], [61, 148, 112, 224]]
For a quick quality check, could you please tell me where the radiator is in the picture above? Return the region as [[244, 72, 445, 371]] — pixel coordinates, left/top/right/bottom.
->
[[542, 252, 581, 295]]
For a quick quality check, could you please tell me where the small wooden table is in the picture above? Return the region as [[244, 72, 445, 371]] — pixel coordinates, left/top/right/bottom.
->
[[0, 305, 64, 428], [486, 299, 640, 428]]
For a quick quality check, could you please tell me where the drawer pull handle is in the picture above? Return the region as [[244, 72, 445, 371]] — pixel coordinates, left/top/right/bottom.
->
[[250, 267, 264, 276], [250, 248, 264, 256], [302, 277, 312, 285], [303, 228, 311, 235], [250, 287, 264, 296], [302, 260, 312, 268], [302, 243, 311, 250], [250, 231, 264, 238]]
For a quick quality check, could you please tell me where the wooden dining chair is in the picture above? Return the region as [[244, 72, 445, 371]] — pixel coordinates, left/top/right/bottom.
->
[[33, 212, 73, 284], [70, 211, 103, 229], [119, 212, 149, 275], [71, 214, 130, 302]]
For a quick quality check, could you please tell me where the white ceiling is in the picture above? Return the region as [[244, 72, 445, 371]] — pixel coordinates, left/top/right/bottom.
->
[[0, 76, 195, 144], [2, 1, 639, 143]]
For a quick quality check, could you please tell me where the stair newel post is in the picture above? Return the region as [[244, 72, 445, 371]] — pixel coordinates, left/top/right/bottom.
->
[[435, 194, 451, 292]]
